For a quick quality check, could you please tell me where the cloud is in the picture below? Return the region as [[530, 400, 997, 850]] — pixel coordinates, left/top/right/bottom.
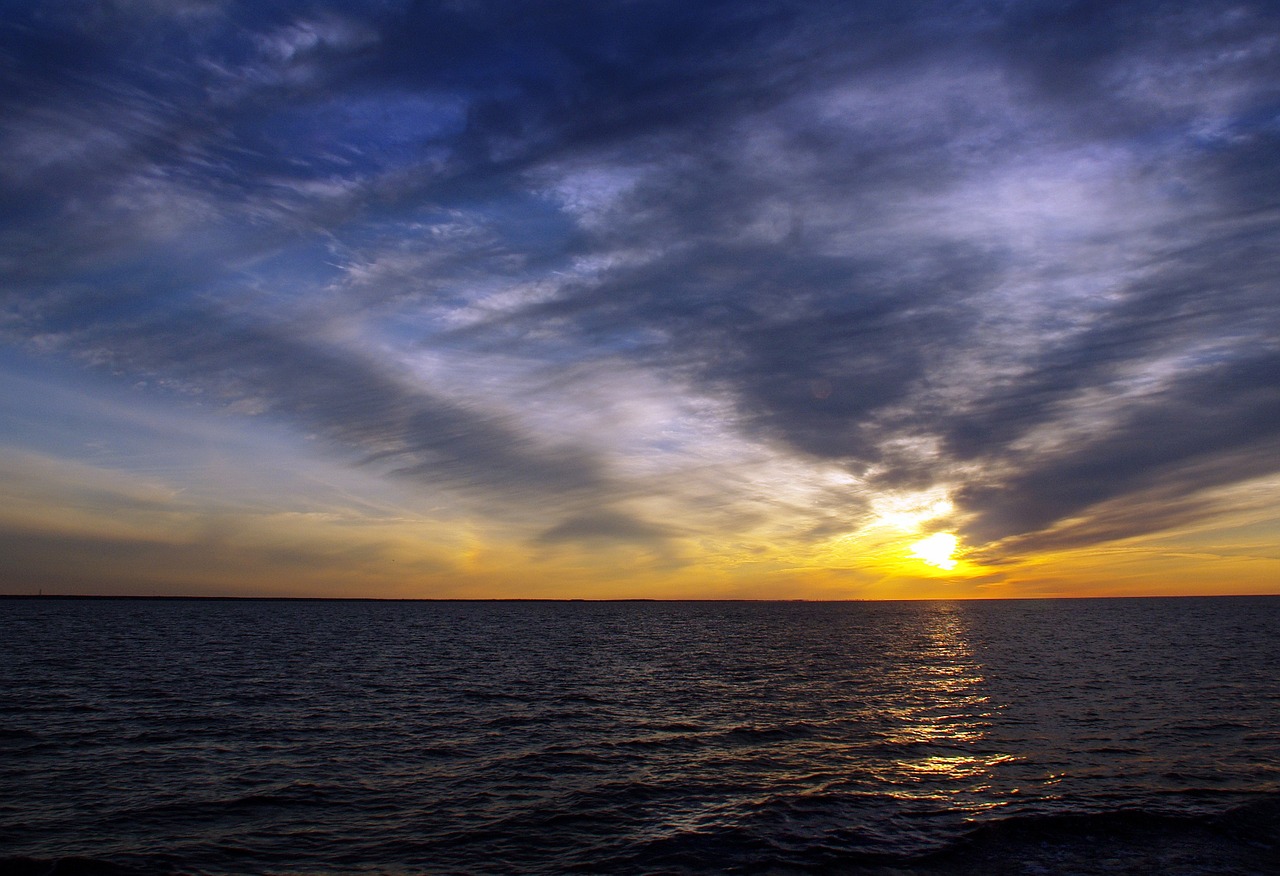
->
[[959, 348, 1280, 546], [463, 0, 1280, 551], [68, 308, 616, 516], [1, 0, 1278, 584], [536, 509, 674, 546]]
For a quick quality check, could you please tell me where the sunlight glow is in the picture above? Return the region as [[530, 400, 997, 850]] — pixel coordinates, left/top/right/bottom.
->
[[910, 532, 959, 571], [869, 491, 954, 532]]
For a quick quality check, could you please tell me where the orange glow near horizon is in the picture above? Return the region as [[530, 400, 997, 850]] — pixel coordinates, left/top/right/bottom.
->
[[1, 445, 1277, 600]]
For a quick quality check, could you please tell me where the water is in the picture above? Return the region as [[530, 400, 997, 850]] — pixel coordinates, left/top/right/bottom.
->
[[2, 596, 1278, 874]]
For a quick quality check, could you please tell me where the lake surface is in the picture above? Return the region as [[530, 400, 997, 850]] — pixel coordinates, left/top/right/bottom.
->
[[2, 596, 1278, 874]]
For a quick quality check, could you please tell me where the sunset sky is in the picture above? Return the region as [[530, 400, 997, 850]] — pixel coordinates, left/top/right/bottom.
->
[[1, 0, 1277, 599]]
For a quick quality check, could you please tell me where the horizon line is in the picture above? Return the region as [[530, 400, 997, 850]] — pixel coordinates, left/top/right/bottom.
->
[[3, 593, 1276, 603]]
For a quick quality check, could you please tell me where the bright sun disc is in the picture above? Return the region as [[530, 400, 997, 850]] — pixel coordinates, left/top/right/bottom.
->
[[910, 532, 959, 570]]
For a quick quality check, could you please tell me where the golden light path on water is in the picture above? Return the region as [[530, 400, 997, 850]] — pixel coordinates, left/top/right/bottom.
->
[[873, 604, 1020, 814]]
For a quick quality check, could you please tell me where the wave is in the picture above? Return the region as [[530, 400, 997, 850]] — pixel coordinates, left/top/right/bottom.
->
[[888, 794, 1280, 875], [100, 782, 340, 829], [0, 857, 158, 875], [589, 793, 1280, 875], [4, 796, 1277, 875]]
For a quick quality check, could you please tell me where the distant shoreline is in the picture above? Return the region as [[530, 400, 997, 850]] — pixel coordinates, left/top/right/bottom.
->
[[2, 593, 1276, 603]]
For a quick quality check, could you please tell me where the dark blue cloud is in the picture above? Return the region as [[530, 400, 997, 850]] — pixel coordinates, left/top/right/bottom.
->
[[2, 0, 1278, 560]]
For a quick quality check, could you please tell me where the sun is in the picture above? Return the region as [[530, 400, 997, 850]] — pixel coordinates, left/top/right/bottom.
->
[[909, 532, 959, 571]]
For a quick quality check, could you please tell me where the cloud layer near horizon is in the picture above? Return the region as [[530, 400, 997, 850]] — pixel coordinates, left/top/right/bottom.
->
[[1, 0, 1278, 593]]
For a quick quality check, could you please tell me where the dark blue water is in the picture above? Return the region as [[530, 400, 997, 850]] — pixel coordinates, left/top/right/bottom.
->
[[2, 597, 1278, 875]]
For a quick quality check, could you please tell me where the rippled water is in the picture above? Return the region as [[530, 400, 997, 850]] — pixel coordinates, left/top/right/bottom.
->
[[2, 596, 1278, 874]]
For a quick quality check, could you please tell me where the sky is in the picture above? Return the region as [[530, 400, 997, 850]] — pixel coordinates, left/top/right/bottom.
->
[[1, 0, 1277, 599]]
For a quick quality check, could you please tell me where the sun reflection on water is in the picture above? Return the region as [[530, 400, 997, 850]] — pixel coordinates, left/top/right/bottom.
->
[[870, 604, 1016, 812]]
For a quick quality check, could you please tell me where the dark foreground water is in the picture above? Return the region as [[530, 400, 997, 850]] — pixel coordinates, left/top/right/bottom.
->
[[2, 596, 1278, 875]]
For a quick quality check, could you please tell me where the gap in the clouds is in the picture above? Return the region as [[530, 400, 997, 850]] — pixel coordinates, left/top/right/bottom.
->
[[245, 89, 467, 177]]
